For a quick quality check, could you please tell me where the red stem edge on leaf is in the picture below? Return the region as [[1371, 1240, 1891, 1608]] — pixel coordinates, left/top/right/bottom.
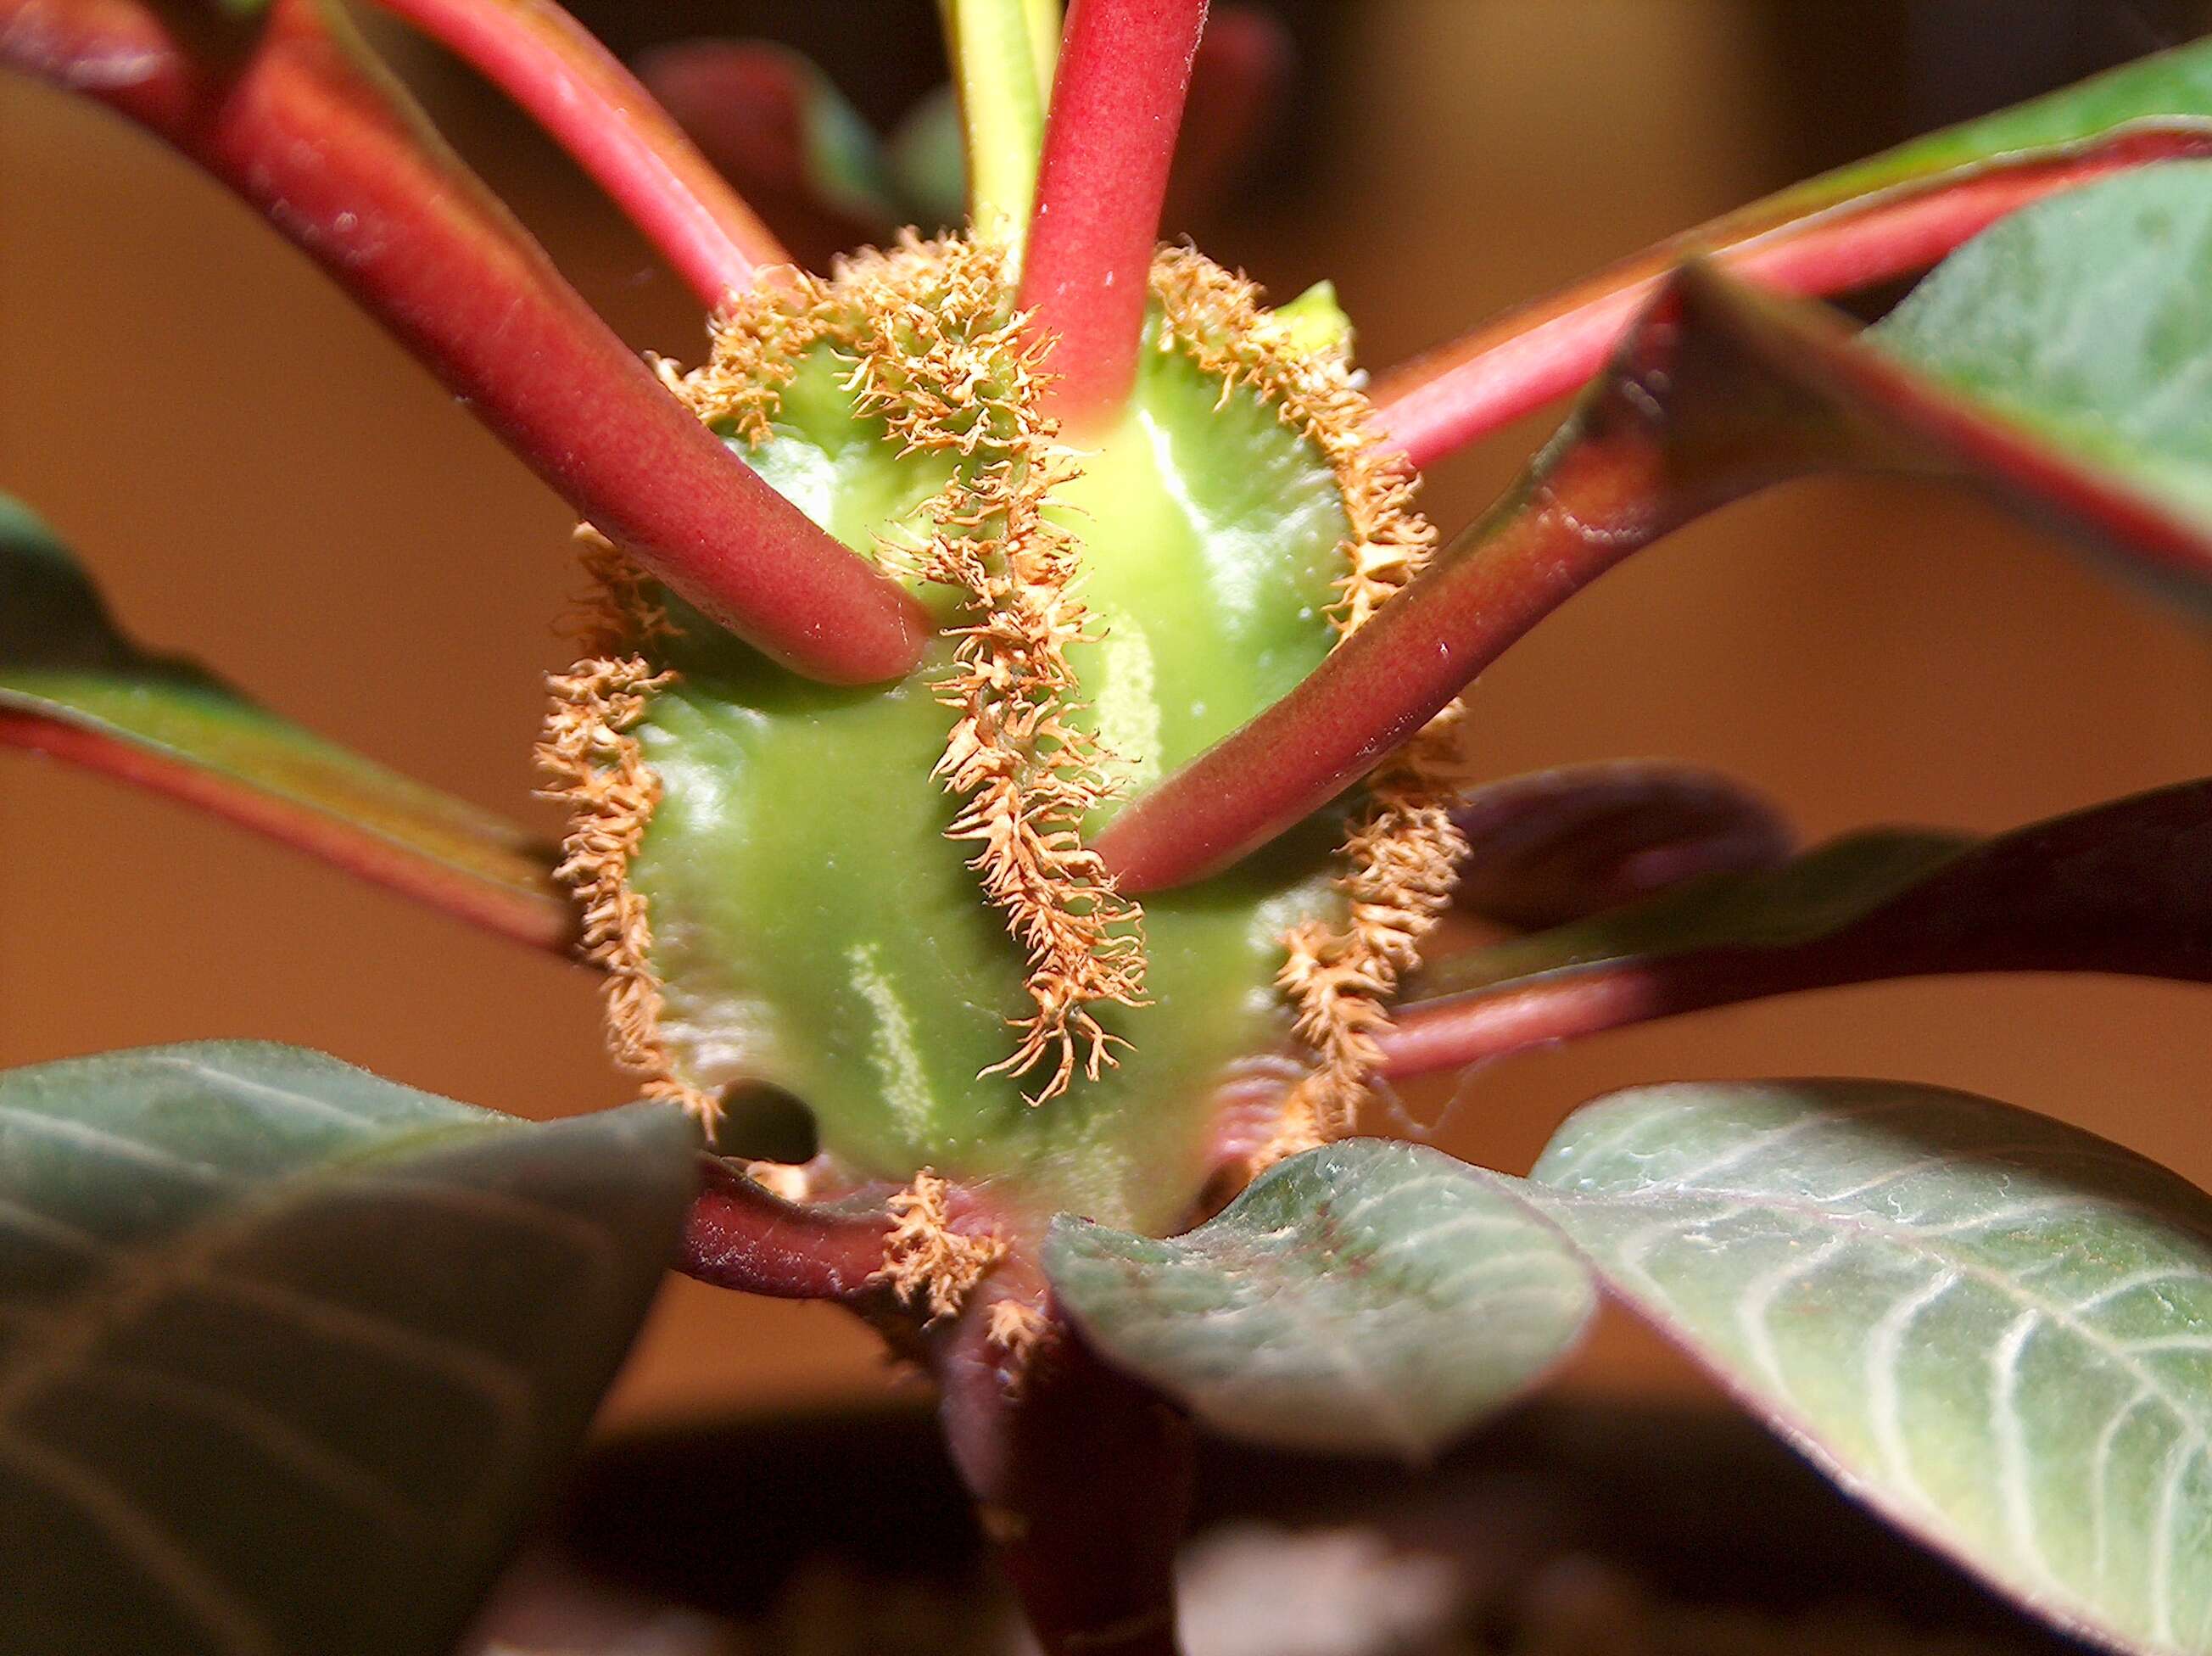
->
[[3, 0, 930, 685], [1371, 126, 2212, 470], [1019, 0, 1210, 428], [365, 0, 790, 306]]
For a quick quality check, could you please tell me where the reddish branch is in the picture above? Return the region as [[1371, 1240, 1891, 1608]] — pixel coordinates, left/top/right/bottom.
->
[[2, 0, 929, 685], [934, 1271, 1193, 1656], [1372, 127, 2212, 470], [1098, 260, 2212, 895], [677, 1169, 1195, 1653], [366, 0, 790, 305], [1019, 0, 1210, 428], [0, 710, 575, 950], [1381, 779, 2212, 1078], [676, 1155, 895, 1301]]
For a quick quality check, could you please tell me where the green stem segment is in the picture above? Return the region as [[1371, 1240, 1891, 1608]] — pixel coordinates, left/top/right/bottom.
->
[[1023, 0, 1063, 102]]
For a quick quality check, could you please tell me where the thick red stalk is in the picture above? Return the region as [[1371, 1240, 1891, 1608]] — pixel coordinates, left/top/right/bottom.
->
[[1093, 439, 1696, 892], [1372, 129, 2212, 470], [676, 1156, 895, 1301], [0, 710, 574, 951], [366, 0, 790, 306], [3, 0, 929, 685], [1018, 0, 1209, 428]]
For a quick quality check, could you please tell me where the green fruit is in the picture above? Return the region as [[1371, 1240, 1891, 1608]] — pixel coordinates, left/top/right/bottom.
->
[[595, 249, 1377, 1235]]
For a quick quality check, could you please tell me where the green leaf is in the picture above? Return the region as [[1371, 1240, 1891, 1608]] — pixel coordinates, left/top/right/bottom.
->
[[0, 498, 569, 948], [1045, 1140, 1595, 1458], [1807, 40, 2212, 204], [1524, 1078, 2212, 1656], [938, 0, 1048, 240], [1874, 161, 2212, 598], [0, 1041, 698, 1656]]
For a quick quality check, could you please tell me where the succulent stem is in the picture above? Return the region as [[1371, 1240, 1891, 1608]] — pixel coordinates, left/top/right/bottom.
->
[[365, 0, 790, 306], [939, 0, 1051, 247], [1372, 127, 2212, 471], [0, 0, 930, 685], [1018, 0, 1209, 428]]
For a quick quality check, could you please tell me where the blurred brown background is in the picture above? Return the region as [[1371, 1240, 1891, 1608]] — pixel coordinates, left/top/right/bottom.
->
[[3, 0, 2209, 1433]]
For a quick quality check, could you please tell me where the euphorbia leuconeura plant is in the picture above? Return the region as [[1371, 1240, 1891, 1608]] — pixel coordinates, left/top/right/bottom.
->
[[7, 3, 2212, 1653]]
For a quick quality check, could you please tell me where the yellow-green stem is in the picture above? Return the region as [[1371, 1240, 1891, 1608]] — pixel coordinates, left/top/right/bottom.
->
[[939, 0, 1048, 249], [1023, 0, 1062, 104]]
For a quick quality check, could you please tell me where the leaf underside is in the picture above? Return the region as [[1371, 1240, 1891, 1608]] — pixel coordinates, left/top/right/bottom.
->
[[1524, 1078, 2212, 1656], [1045, 1139, 1595, 1460], [0, 1041, 696, 1656]]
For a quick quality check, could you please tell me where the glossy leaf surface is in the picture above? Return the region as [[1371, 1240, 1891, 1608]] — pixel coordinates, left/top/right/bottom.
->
[[1526, 1079, 2212, 1655], [0, 498, 570, 949], [0, 1042, 696, 1656], [1046, 1139, 1595, 1458]]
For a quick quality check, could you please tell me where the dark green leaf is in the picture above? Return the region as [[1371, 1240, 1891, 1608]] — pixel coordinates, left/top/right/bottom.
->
[[1045, 1140, 1595, 1458], [0, 1041, 697, 1656], [0, 498, 569, 948], [1450, 759, 1794, 932], [1525, 1078, 2212, 1656]]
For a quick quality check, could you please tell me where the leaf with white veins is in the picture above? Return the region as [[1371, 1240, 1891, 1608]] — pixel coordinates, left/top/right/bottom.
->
[[1524, 1078, 2212, 1656]]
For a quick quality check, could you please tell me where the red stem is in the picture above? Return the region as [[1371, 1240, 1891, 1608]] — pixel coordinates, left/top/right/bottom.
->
[[676, 1155, 894, 1301], [3, 0, 929, 685], [1371, 128, 2212, 471], [1382, 777, 2212, 1077], [933, 1272, 1192, 1656], [1019, 0, 1209, 429], [1098, 255, 2212, 896], [365, 0, 790, 306], [0, 710, 574, 952]]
